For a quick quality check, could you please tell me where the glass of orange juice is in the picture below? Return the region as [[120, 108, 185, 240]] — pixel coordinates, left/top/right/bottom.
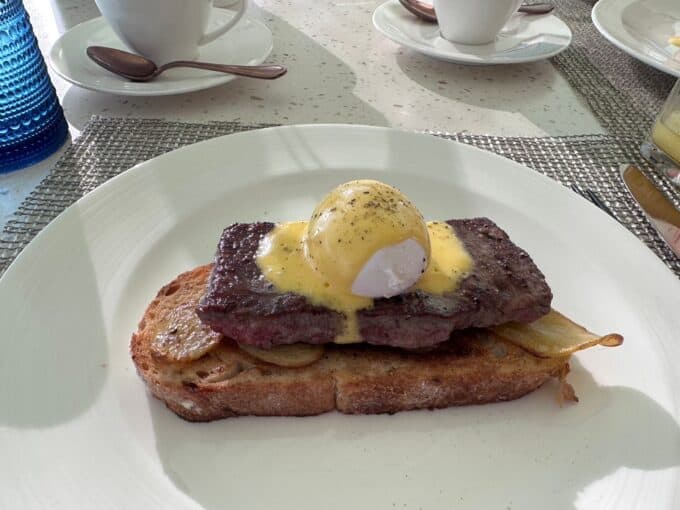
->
[[643, 79, 680, 187]]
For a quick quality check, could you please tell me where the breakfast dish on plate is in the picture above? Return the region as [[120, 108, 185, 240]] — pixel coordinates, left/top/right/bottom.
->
[[131, 180, 622, 421]]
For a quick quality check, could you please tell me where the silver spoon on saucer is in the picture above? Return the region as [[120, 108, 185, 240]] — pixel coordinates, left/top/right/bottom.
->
[[86, 46, 287, 82], [398, 0, 554, 23]]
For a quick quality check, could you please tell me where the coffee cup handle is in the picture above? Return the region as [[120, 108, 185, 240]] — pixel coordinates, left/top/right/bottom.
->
[[199, 0, 247, 46]]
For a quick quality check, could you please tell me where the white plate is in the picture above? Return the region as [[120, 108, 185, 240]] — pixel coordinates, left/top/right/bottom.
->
[[593, 0, 680, 77], [48, 13, 273, 96], [1, 125, 679, 509], [372, 0, 571, 64]]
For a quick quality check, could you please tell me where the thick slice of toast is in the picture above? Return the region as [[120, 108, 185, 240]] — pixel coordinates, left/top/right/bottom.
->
[[131, 265, 570, 422]]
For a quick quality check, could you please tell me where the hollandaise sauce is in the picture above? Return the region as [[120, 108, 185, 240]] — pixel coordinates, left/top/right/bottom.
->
[[416, 221, 473, 294], [256, 220, 473, 343], [257, 221, 372, 343]]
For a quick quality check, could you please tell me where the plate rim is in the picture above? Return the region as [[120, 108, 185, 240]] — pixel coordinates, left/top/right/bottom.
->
[[2, 123, 677, 285], [372, 0, 572, 65], [47, 14, 274, 96], [592, 0, 680, 78]]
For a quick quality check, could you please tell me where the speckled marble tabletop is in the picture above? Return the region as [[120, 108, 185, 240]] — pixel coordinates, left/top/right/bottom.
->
[[1, 0, 605, 229]]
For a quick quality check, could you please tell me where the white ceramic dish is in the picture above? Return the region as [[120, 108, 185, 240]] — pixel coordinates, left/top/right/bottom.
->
[[48, 13, 273, 96], [372, 0, 571, 65], [1, 125, 679, 509], [433, 0, 522, 45], [93, 0, 247, 64], [593, 0, 680, 77]]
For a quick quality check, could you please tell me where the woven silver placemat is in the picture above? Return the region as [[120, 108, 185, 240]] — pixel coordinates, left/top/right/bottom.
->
[[1, 117, 678, 278]]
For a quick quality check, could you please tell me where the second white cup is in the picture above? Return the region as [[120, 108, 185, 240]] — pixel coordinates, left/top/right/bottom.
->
[[95, 0, 247, 64], [433, 0, 522, 45]]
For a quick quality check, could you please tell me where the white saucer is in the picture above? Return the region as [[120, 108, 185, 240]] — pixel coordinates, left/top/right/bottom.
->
[[372, 0, 572, 65], [49, 12, 273, 96], [593, 0, 680, 77]]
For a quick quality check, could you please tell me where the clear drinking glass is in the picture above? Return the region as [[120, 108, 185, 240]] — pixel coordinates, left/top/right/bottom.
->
[[642, 79, 680, 187], [0, 0, 68, 173]]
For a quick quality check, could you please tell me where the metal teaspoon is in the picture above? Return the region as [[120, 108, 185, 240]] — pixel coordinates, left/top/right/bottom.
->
[[86, 46, 287, 82]]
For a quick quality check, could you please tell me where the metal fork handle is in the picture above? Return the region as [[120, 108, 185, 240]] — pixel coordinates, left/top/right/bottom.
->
[[570, 184, 619, 221]]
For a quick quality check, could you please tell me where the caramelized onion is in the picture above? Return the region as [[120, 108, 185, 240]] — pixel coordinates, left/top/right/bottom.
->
[[151, 304, 222, 362], [238, 343, 325, 367], [492, 309, 623, 358]]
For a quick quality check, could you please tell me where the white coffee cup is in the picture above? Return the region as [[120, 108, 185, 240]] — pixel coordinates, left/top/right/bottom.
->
[[94, 0, 247, 64], [433, 0, 522, 45]]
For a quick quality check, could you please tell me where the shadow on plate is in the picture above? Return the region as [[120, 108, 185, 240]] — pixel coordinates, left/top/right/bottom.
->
[[60, 4, 388, 131], [147, 358, 680, 509], [0, 205, 108, 427]]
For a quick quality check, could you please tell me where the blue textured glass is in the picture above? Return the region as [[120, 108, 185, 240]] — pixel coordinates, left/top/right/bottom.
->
[[0, 0, 68, 173]]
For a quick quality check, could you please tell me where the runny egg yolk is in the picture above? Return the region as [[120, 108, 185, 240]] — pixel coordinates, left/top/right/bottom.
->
[[256, 180, 473, 343]]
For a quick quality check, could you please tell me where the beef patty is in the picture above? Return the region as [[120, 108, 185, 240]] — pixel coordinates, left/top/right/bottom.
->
[[196, 219, 552, 349]]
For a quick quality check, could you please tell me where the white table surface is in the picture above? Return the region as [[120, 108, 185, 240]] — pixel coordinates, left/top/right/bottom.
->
[[0, 0, 605, 231]]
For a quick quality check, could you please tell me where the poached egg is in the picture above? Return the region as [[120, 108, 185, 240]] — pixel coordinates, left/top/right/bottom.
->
[[256, 180, 472, 342], [306, 180, 430, 298]]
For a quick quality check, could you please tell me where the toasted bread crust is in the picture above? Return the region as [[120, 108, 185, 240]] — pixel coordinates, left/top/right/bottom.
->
[[131, 265, 570, 421]]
